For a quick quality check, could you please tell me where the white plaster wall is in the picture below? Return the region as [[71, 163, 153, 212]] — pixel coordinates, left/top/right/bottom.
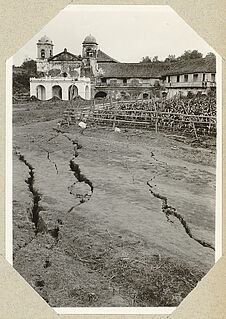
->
[[30, 77, 91, 100], [30, 81, 37, 97], [194, 73, 202, 81], [205, 72, 215, 81], [170, 75, 178, 83], [187, 74, 193, 82]]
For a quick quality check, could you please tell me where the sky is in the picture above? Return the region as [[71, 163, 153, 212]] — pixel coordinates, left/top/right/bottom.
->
[[12, 5, 216, 66]]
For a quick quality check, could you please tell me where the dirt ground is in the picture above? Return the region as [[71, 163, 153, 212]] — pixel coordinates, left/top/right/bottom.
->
[[12, 102, 216, 307]]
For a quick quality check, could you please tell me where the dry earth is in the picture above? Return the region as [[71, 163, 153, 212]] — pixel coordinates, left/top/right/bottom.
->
[[12, 102, 216, 307]]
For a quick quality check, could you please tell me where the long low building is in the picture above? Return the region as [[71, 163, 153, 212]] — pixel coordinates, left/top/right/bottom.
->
[[162, 57, 216, 98], [30, 35, 216, 101]]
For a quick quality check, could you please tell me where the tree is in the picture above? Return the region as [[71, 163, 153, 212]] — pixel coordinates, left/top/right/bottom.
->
[[21, 58, 37, 72], [179, 50, 203, 60], [205, 52, 216, 59], [13, 59, 37, 95], [164, 54, 176, 62], [152, 56, 159, 63], [141, 56, 152, 63]]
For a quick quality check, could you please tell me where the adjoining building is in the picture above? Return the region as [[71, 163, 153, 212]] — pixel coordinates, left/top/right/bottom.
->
[[162, 58, 216, 98], [30, 35, 216, 101]]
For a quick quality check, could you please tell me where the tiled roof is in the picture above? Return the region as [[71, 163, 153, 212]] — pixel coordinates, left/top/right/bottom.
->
[[98, 58, 216, 78], [162, 58, 216, 76], [97, 50, 118, 63], [98, 63, 162, 78]]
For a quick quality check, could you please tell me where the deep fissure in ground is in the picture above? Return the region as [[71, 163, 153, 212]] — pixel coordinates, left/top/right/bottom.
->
[[16, 151, 60, 240], [16, 152, 42, 233], [147, 181, 214, 250], [69, 159, 94, 193]]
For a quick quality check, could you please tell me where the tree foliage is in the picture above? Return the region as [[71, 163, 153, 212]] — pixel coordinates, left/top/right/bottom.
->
[[140, 50, 214, 63], [141, 56, 152, 63], [21, 58, 37, 72], [179, 50, 203, 60], [164, 54, 176, 63], [205, 52, 216, 59], [13, 59, 38, 94]]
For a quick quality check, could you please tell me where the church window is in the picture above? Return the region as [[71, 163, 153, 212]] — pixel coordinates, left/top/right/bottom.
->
[[41, 49, 45, 59], [123, 78, 127, 84], [101, 78, 106, 84], [50, 50, 52, 57], [177, 75, 180, 82], [86, 48, 93, 57]]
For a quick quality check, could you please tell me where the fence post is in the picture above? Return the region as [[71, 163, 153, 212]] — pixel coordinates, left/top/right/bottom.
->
[[154, 100, 158, 133], [110, 94, 112, 109], [112, 101, 117, 129], [208, 119, 211, 134], [192, 121, 198, 139], [155, 113, 158, 133]]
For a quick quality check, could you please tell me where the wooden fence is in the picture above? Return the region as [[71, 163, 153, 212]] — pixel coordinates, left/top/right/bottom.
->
[[61, 98, 216, 137], [88, 109, 216, 136]]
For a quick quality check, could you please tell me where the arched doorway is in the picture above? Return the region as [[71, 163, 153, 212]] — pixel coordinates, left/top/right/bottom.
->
[[52, 85, 62, 99], [68, 85, 78, 100], [94, 91, 107, 99], [36, 85, 46, 100], [85, 85, 90, 100]]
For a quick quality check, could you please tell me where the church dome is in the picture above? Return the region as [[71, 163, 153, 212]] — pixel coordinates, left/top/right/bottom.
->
[[83, 34, 97, 44], [38, 35, 53, 44]]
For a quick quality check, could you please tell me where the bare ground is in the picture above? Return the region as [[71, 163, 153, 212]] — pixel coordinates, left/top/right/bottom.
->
[[12, 102, 216, 307]]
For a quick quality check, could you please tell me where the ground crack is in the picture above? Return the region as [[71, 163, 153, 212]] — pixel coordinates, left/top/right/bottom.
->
[[53, 128, 82, 147], [47, 151, 58, 174], [147, 181, 215, 251], [68, 159, 94, 210], [16, 151, 61, 242], [54, 130, 94, 209], [16, 151, 42, 235]]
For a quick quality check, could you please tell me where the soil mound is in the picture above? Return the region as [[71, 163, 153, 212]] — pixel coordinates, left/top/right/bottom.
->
[[29, 95, 40, 102], [47, 95, 62, 102]]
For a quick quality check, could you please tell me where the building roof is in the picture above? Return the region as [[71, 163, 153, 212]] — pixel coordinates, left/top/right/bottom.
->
[[48, 48, 82, 62], [98, 62, 162, 78], [97, 50, 118, 63], [37, 35, 53, 45], [98, 57, 216, 79], [83, 34, 97, 44], [162, 58, 216, 76]]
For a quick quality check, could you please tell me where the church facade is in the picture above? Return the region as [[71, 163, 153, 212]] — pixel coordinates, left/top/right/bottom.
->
[[30, 35, 216, 101]]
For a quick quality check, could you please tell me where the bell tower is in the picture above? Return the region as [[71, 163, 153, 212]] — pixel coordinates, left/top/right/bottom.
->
[[36, 35, 54, 73], [37, 35, 54, 60], [82, 35, 99, 78], [82, 34, 98, 59]]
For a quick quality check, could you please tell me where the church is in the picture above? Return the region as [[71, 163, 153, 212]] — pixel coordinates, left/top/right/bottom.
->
[[30, 35, 216, 101]]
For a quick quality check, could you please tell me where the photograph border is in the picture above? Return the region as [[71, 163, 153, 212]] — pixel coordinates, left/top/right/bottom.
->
[[0, 1, 225, 318]]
